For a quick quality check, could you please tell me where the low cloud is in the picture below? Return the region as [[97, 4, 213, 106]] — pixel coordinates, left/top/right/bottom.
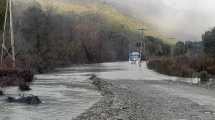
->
[[14, 0, 215, 41], [102, 0, 215, 41]]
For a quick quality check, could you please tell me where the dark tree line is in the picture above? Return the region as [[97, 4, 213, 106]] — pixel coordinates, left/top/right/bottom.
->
[[168, 26, 215, 58], [147, 26, 215, 78], [202, 27, 215, 57], [14, 3, 132, 73], [144, 36, 171, 57]]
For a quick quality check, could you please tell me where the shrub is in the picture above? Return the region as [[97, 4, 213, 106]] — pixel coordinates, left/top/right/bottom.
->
[[202, 27, 215, 57], [147, 56, 198, 77], [0, 90, 3, 96], [147, 55, 215, 78], [199, 71, 209, 84]]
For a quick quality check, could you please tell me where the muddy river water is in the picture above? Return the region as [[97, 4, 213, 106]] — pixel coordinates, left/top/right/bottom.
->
[[0, 64, 103, 120], [0, 62, 193, 120]]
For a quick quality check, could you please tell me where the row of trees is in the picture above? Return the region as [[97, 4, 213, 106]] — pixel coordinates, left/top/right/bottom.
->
[[143, 36, 171, 57], [169, 26, 215, 58], [147, 24, 215, 78], [13, 3, 133, 73], [202, 27, 215, 57], [140, 36, 202, 58], [173, 41, 203, 56]]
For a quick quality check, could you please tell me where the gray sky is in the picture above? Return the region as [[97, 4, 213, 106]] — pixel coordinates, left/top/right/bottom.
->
[[102, 0, 215, 41]]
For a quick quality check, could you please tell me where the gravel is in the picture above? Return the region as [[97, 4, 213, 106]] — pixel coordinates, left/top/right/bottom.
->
[[74, 77, 215, 120]]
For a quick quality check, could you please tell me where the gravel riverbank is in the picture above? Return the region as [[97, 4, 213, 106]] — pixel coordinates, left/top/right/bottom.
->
[[74, 76, 215, 120], [74, 76, 145, 120]]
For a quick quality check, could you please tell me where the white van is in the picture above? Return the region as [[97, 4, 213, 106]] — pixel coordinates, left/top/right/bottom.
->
[[129, 52, 141, 64]]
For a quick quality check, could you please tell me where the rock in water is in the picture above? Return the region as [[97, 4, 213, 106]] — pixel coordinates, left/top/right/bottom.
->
[[89, 74, 97, 80], [7, 96, 15, 102], [7, 95, 42, 105], [0, 90, 4, 96], [19, 84, 31, 91]]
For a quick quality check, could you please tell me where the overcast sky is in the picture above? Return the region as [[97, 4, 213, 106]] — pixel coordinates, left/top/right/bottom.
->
[[102, 0, 215, 41]]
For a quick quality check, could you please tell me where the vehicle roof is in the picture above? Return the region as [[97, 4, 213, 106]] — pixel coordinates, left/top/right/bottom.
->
[[130, 52, 140, 55]]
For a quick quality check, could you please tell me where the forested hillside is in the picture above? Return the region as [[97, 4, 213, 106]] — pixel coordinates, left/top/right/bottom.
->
[[35, 0, 175, 44], [2, 0, 170, 73], [12, 0, 137, 72]]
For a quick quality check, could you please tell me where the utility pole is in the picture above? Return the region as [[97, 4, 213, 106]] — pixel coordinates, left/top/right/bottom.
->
[[1, 0, 16, 68], [137, 28, 146, 59], [168, 37, 176, 57], [10, 0, 16, 68], [1, 0, 9, 65]]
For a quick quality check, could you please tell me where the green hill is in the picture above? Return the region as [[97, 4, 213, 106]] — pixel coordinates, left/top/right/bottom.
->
[[12, 0, 175, 72], [36, 0, 176, 44]]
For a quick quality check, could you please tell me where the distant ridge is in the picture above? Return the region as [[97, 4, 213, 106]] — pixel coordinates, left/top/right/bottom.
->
[[17, 0, 176, 44]]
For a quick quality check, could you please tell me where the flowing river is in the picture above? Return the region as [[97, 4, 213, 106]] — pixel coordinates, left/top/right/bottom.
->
[[0, 64, 103, 120], [0, 62, 193, 120]]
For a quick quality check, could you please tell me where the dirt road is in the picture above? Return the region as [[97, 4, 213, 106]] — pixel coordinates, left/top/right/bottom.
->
[[75, 77, 215, 120], [115, 80, 215, 120]]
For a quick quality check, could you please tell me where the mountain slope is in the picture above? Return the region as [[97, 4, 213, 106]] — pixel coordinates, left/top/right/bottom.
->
[[35, 0, 176, 44]]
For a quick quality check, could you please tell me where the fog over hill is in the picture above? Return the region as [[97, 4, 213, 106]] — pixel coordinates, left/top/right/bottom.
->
[[101, 0, 215, 41], [13, 0, 215, 41]]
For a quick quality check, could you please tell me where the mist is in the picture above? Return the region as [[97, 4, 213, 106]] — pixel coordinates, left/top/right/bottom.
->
[[101, 0, 215, 41], [13, 0, 215, 41]]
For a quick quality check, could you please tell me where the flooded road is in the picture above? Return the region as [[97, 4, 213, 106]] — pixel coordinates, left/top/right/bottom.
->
[[1, 61, 169, 120], [0, 64, 102, 120], [96, 62, 190, 81], [97, 62, 215, 112], [0, 62, 214, 120]]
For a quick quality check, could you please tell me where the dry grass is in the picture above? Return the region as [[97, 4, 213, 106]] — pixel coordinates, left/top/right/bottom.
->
[[147, 56, 215, 77]]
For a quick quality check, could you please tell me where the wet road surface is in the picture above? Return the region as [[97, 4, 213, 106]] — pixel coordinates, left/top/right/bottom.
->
[[97, 62, 215, 112], [0, 65, 101, 120], [1, 62, 215, 120]]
